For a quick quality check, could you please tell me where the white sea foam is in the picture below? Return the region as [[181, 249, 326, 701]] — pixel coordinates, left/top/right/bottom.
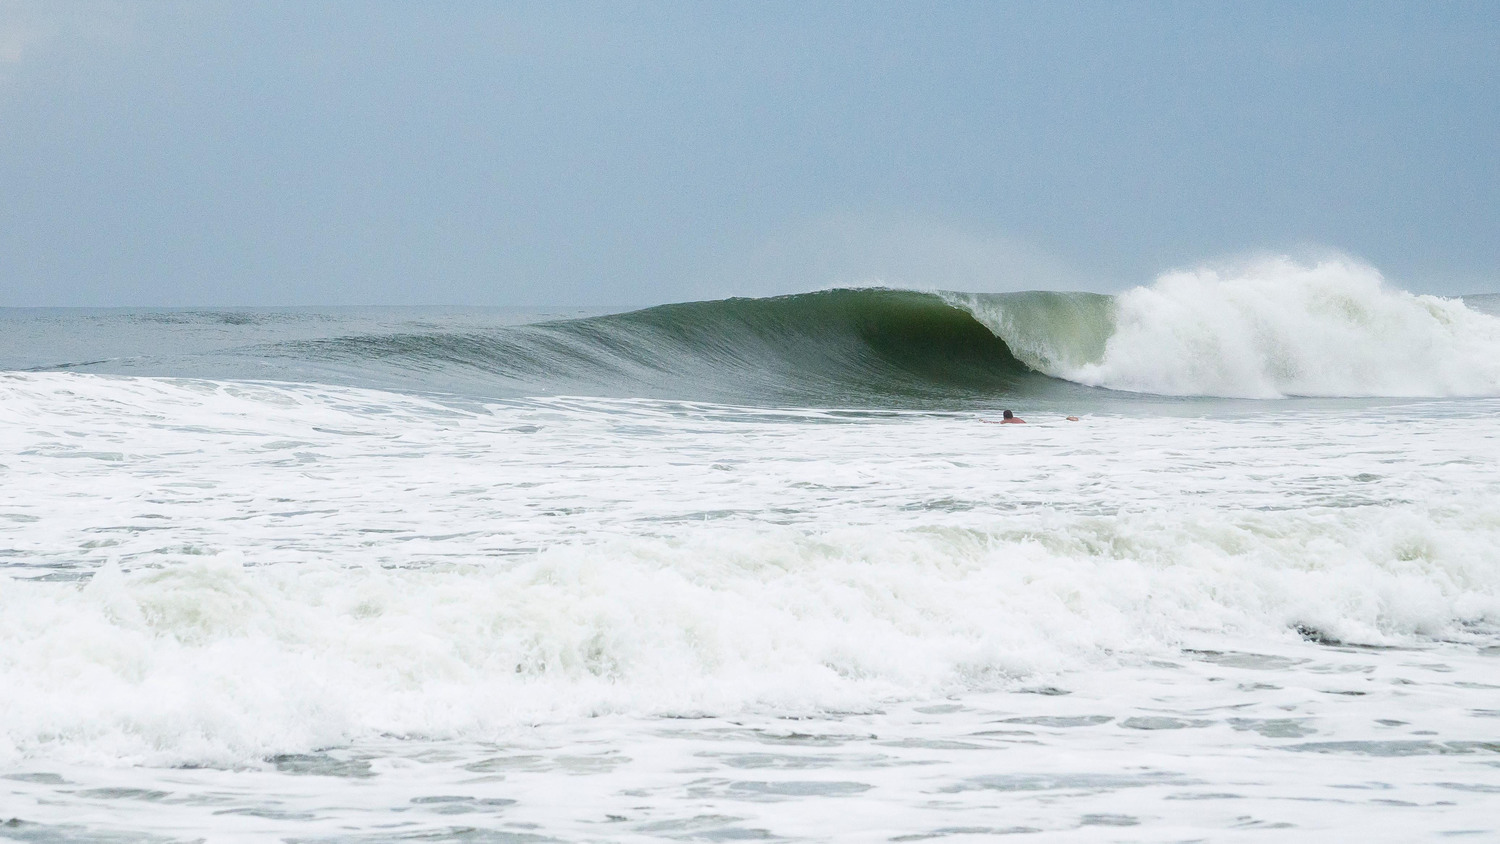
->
[[1, 373, 1498, 769], [1052, 258, 1500, 398]]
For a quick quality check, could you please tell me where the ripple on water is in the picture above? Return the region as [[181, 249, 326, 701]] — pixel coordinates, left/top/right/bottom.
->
[[890, 827, 1043, 841], [1288, 741, 1500, 757], [1, 773, 71, 785], [1119, 717, 1213, 731], [269, 753, 374, 778], [462, 755, 549, 774], [74, 788, 171, 801], [696, 752, 896, 770], [0, 819, 183, 844], [1432, 783, 1500, 794], [287, 830, 559, 844], [997, 716, 1112, 728], [1080, 814, 1140, 826], [405, 797, 519, 817], [633, 815, 775, 841], [1184, 650, 1308, 670], [941, 771, 1189, 793], [666, 728, 874, 747], [686, 778, 874, 801], [875, 738, 990, 750], [1227, 718, 1318, 738]]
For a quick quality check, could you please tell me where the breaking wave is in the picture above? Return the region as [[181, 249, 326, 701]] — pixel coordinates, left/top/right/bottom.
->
[[17, 258, 1500, 402], [1032, 258, 1500, 398], [275, 259, 1500, 402]]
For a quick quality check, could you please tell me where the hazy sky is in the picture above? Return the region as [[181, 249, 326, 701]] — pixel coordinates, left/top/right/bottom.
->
[[2, 1, 1496, 306]]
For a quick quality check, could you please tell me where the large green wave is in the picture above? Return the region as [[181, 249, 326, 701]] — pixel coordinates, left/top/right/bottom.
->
[[281, 288, 1117, 405], [23, 262, 1494, 402]]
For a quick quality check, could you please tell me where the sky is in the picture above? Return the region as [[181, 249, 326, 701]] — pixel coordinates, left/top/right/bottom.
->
[[1, 1, 1496, 307]]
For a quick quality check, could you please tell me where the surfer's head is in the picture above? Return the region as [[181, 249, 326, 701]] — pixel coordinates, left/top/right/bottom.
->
[[1002, 410, 1014, 420]]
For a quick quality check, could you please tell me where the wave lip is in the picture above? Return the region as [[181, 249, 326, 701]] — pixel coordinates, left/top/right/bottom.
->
[[1034, 259, 1500, 399]]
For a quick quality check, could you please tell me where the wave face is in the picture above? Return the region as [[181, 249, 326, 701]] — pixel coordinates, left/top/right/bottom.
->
[[270, 261, 1500, 402], [267, 289, 1050, 405]]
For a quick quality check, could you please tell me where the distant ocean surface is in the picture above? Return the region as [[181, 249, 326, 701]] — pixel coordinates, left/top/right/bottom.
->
[[3, 260, 1499, 842]]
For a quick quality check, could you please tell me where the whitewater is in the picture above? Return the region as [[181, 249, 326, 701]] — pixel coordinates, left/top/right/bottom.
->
[[2, 259, 1499, 842]]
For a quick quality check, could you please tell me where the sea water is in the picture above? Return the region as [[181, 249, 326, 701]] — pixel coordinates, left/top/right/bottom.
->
[[2, 261, 1498, 842]]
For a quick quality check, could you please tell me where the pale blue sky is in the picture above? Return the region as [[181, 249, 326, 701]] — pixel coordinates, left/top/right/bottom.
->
[[1, 1, 1495, 306]]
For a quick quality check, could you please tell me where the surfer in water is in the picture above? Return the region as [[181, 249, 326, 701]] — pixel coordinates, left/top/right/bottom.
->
[[998, 410, 1025, 424]]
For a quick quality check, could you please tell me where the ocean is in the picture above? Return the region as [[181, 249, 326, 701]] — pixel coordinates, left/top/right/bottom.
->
[[2, 260, 1498, 842]]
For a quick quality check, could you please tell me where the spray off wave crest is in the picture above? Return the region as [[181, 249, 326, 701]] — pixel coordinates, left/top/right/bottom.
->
[[954, 258, 1500, 398], [1042, 258, 1500, 398]]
